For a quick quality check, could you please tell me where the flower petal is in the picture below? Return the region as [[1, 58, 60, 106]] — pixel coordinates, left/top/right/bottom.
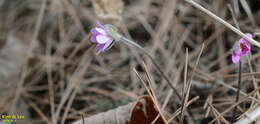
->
[[239, 33, 252, 56], [95, 28, 107, 35], [233, 43, 242, 55], [244, 33, 252, 51], [103, 39, 113, 51], [239, 33, 252, 44], [232, 53, 240, 64], [95, 44, 105, 55], [91, 28, 99, 35], [96, 21, 105, 29], [96, 49, 103, 55], [96, 35, 112, 44], [96, 44, 104, 50], [90, 34, 98, 43], [246, 33, 253, 39]]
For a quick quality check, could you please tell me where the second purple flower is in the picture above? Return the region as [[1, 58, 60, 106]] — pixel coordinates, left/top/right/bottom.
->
[[232, 33, 252, 64]]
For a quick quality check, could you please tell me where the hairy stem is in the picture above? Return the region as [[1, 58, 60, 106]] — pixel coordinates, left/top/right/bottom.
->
[[120, 36, 181, 99]]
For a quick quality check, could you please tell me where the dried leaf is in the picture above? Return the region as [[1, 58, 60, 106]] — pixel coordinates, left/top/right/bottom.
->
[[127, 95, 164, 124], [91, 0, 124, 21], [72, 95, 164, 124]]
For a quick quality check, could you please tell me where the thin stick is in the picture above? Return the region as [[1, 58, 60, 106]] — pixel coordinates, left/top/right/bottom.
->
[[133, 68, 167, 124], [235, 104, 260, 124], [207, 101, 229, 124], [142, 62, 168, 123], [227, 5, 244, 122], [197, 69, 260, 103], [10, 0, 47, 113], [181, 43, 205, 123], [121, 37, 181, 100], [246, 55, 259, 98], [208, 102, 221, 124], [185, 0, 260, 48], [56, 47, 92, 120], [220, 72, 260, 79], [28, 102, 51, 124], [167, 96, 200, 123], [46, 37, 56, 124], [121, 35, 196, 123], [209, 86, 260, 124], [30, 0, 47, 54], [61, 56, 92, 124], [180, 48, 189, 124], [81, 115, 85, 124], [237, 103, 258, 120]]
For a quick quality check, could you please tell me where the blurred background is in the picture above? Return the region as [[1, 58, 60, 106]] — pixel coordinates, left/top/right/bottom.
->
[[0, 0, 260, 123]]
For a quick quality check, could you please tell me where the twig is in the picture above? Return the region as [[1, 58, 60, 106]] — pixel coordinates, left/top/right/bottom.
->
[[82, 115, 85, 124], [55, 46, 93, 121], [239, 0, 256, 27], [235, 106, 260, 124], [237, 103, 259, 120], [184, 0, 260, 48], [227, 5, 245, 123], [122, 36, 197, 123], [167, 96, 200, 123], [207, 101, 221, 124], [162, 64, 183, 110], [220, 72, 260, 79], [133, 68, 167, 124], [197, 69, 260, 103], [208, 101, 229, 124], [181, 43, 205, 123], [46, 34, 56, 124], [209, 86, 260, 124], [28, 101, 51, 124], [10, 0, 47, 113], [61, 56, 92, 124], [121, 37, 181, 100], [180, 48, 189, 124], [30, 0, 47, 55], [142, 61, 168, 123], [246, 55, 259, 99]]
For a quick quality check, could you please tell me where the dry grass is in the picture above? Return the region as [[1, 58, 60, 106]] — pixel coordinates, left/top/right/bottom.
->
[[0, 0, 260, 123]]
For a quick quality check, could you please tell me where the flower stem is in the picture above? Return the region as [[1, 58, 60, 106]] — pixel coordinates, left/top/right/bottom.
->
[[120, 36, 182, 99], [236, 62, 242, 103], [232, 61, 242, 123]]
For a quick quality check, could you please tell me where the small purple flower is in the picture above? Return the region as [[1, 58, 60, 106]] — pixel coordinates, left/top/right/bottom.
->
[[91, 21, 114, 55], [232, 33, 252, 64]]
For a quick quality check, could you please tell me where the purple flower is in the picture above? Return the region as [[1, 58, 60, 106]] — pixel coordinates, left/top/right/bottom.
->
[[91, 21, 114, 55], [232, 33, 252, 64]]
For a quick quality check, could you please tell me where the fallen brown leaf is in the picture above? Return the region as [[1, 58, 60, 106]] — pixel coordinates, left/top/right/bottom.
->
[[73, 95, 164, 124], [127, 95, 164, 124]]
